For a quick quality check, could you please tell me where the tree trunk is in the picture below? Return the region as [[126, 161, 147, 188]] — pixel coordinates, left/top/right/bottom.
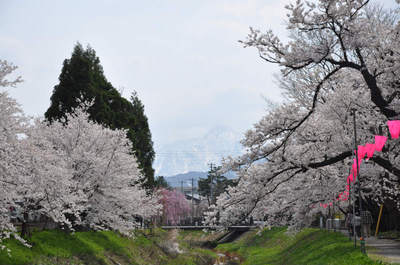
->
[[21, 212, 29, 238]]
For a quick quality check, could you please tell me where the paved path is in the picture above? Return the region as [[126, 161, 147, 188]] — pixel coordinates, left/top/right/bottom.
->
[[365, 236, 400, 264], [338, 229, 400, 264]]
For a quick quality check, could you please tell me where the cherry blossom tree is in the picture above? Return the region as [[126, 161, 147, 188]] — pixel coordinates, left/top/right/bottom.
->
[[0, 60, 162, 250], [205, 0, 400, 229], [0, 60, 27, 249], [159, 188, 190, 225], [24, 104, 162, 235]]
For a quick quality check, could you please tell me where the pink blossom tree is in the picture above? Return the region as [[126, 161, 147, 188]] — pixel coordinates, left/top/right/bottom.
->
[[159, 188, 191, 225]]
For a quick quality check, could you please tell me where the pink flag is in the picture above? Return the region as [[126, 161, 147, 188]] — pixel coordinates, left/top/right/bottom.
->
[[347, 174, 354, 184], [375, 135, 387, 152], [352, 163, 357, 178], [355, 145, 367, 161], [351, 158, 361, 179], [387, 120, 400, 139], [323, 204, 328, 208], [365, 143, 375, 160]]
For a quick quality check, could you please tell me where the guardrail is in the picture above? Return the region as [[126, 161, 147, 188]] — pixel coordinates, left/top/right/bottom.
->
[[161, 225, 258, 231]]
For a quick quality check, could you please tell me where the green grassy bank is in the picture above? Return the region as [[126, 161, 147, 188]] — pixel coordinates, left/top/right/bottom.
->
[[0, 229, 216, 265], [1, 227, 389, 265], [216, 227, 384, 265]]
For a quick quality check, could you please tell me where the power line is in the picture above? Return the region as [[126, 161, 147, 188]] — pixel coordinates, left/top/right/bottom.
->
[[156, 151, 243, 155], [156, 149, 244, 152]]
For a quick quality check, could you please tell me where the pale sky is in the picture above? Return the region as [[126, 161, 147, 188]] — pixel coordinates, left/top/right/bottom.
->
[[1, 0, 396, 151]]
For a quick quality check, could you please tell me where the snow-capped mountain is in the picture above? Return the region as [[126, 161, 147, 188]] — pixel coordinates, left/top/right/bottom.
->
[[154, 126, 244, 177]]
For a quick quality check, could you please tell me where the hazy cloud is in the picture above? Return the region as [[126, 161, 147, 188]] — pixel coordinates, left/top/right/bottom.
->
[[1, 0, 395, 151]]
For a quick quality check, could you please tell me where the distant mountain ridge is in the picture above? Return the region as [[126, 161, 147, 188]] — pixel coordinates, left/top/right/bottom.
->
[[165, 170, 237, 188], [154, 126, 244, 176], [165, 171, 207, 188]]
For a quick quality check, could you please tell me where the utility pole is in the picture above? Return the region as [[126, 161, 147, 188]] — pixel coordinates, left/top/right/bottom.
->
[[180, 180, 184, 225], [350, 109, 357, 248], [209, 163, 214, 205], [352, 109, 362, 216], [181, 180, 183, 194], [352, 178, 356, 248], [348, 169, 352, 241], [191, 178, 194, 225], [351, 108, 363, 249]]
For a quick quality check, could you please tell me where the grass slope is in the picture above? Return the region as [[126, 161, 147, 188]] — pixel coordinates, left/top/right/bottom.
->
[[0, 229, 215, 265], [2, 227, 389, 265], [216, 227, 384, 265]]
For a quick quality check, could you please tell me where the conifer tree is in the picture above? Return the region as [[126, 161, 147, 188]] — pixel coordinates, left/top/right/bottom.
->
[[45, 43, 155, 188], [129, 92, 155, 189], [198, 165, 235, 206]]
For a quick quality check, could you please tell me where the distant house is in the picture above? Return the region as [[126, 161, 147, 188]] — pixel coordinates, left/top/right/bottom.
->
[[177, 186, 198, 195], [184, 193, 201, 204]]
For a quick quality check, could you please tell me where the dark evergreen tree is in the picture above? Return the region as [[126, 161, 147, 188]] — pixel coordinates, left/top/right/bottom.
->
[[154, 176, 170, 189], [198, 165, 235, 206], [129, 91, 155, 189], [45, 43, 155, 188]]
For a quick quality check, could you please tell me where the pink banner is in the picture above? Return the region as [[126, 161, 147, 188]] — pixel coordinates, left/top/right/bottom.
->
[[356, 145, 367, 161], [346, 174, 354, 184], [375, 135, 387, 151], [388, 120, 400, 139], [365, 143, 375, 160], [322, 121, 400, 209]]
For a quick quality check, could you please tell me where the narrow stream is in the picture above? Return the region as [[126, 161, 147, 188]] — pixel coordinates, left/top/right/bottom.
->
[[211, 229, 246, 265], [168, 229, 245, 264], [213, 251, 241, 265]]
